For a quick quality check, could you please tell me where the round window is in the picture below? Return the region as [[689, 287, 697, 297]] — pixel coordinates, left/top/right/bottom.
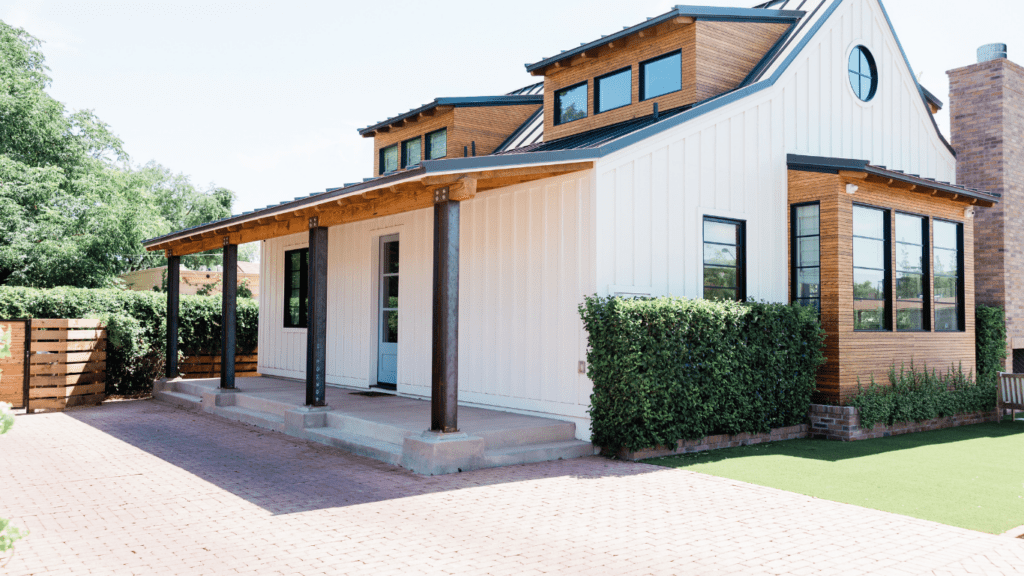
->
[[848, 46, 878, 102]]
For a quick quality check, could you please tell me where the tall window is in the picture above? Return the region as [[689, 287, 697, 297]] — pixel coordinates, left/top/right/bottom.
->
[[641, 51, 682, 101], [284, 248, 308, 328], [703, 217, 745, 301], [401, 137, 421, 168], [379, 144, 398, 174], [555, 82, 588, 125], [934, 220, 963, 331], [853, 205, 890, 331], [895, 213, 928, 331], [596, 67, 632, 113], [792, 204, 820, 311], [426, 128, 447, 160]]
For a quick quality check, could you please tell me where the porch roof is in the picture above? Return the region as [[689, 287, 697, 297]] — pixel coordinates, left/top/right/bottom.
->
[[787, 154, 1000, 207]]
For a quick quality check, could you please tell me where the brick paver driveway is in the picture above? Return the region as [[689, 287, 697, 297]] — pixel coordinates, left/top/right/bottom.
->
[[3, 400, 1024, 575]]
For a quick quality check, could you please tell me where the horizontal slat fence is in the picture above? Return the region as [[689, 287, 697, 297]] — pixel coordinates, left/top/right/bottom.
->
[[179, 350, 259, 379], [29, 319, 106, 411], [0, 320, 28, 408]]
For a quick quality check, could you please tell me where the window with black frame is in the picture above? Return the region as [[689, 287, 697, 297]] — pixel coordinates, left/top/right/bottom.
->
[[934, 220, 963, 331], [284, 248, 309, 328], [596, 67, 632, 113], [401, 137, 421, 168], [425, 128, 447, 160], [555, 82, 588, 125], [379, 144, 398, 174], [853, 205, 890, 330], [703, 217, 745, 301], [792, 204, 820, 312], [895, 213, 929, 331], [641, 50, 682, 101]]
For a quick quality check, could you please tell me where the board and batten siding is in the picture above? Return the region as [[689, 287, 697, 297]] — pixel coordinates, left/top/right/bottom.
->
[[258, 171, 596, 437], [593, 0, 955, 302]]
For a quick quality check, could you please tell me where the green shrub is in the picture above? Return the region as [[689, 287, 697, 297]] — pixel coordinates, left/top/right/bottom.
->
[[0, 287, 258, 395], [976, 304, 1007, 385], [579, 296, 826, 452]]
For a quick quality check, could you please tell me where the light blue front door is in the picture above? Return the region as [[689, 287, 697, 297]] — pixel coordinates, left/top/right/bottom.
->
[[377, 235, 399, 386]]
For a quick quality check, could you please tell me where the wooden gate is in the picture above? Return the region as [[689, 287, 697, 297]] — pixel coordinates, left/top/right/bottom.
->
[[28, 319, 107, 411], [0, 320, 29, 408]]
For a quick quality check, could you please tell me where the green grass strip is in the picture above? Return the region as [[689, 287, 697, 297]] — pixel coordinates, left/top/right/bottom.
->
[[649, 419, 1024, 534]]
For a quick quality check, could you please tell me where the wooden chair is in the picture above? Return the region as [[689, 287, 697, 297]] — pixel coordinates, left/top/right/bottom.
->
[[997, 373, 1024, 422]]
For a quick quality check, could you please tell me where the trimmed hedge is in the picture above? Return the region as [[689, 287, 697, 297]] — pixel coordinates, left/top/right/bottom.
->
[[848, 305, 1007, 428], [0, 287, 258, 395], [580, 296, 826, 452]]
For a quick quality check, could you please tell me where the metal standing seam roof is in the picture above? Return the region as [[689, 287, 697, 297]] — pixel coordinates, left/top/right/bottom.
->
[[357, 95, 543, 136], [787, 154, 1000, 204]]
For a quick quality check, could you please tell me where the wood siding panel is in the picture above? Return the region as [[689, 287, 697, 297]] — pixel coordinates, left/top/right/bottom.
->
[[788, 170, 977, 404], [694, 21, 790, 102], [452, 105, 541, 158]]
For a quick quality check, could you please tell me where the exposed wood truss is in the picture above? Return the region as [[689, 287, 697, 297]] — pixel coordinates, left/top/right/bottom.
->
[[150, 162, 593, 256]]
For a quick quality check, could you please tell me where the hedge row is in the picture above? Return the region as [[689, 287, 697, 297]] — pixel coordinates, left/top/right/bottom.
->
[[0, 287, 258, 394], [580, 296, 826, 452], [848, 305, 1007, 427]]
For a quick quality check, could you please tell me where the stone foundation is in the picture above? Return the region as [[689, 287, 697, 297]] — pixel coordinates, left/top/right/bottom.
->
[[808, 404, 999, 441], [616, 424, 808, 461]]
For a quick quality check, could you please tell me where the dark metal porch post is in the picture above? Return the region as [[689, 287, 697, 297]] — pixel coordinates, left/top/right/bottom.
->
[[431, 187, 460, 433], [166, 253, 180, 379], [221, 240, 238, 389], [306, 218, 328, 407]]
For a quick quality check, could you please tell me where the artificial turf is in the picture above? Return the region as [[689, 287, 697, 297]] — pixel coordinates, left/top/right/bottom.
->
[[648, 418, 1024, 534]]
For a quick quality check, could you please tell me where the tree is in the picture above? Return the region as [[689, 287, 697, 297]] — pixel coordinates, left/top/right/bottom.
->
[[0, 20, 235, 288]]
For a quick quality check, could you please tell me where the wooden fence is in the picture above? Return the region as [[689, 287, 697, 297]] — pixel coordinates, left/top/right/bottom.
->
[[179, 350, 258, 379], [28, 319, 106, 411], [0, 320, 29, 408]]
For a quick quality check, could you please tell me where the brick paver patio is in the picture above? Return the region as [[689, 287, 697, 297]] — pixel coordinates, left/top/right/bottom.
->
[[2, 400, 1024, 575]]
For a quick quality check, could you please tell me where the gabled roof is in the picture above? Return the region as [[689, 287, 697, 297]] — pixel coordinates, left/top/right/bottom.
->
[[787, 154, 999, 206], [525, 4, 805, 74], [357, 94, 543, 137]]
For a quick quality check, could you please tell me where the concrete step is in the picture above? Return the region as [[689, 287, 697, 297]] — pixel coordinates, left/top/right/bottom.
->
[[306, 427, 403, 466], [484, 440, 596, 468], [175, 380, 214, 398], [216, 405, 287, 432], [474, 421, 579, 450], [233, 394, 291, 417], [153, 390, 202, 410], [325, 412, 417, 446]]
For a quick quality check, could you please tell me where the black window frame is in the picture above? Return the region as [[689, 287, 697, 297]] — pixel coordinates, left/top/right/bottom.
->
[[640, 50, 683, 101], [702, 216, 747, 302], [894, 211, 931, 332], [932, 218, 966, 333], [791, 202, 821, 313], [595, 66, 633, 114], [852, 203, 892, 332], [425, 128, 447, 160], [401, 136, 422, 169], [283, 247, 309, 329], [554, 81, 589, 126], [378, 144, 398, 175], [848, 45, 879, 102]]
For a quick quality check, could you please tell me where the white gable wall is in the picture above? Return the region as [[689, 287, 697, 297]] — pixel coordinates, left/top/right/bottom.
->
[[593, 0, 955, 301], [258, 170, 597, 437]]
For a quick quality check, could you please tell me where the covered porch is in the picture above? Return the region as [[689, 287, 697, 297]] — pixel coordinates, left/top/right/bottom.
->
[[153, 375, 594, 474]]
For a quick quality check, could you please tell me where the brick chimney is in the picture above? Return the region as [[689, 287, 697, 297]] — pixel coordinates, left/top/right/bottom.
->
[[949, 44, 1024, 370]]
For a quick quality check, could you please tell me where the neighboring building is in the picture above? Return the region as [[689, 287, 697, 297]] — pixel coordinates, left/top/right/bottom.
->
[[949, 44, 1024, 372], [143, 0, 1000, 438], [121, 262, 261, 298]]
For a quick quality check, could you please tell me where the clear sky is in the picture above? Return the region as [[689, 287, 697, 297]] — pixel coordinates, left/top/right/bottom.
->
[[2, 0, 1020, 215]]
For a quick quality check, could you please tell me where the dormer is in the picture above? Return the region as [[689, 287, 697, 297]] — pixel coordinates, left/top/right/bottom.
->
[[358, 90, 543, 176], [525, 6, 802, 141]]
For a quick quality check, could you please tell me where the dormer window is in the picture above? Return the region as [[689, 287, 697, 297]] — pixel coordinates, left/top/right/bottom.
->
[[640, 50, 682, 101], [379, 144, 398, 174], [596, 67, 632, 114], [555, 82, 588, 125], [401, 137, 421, 168], [426, 128, 447, 160]]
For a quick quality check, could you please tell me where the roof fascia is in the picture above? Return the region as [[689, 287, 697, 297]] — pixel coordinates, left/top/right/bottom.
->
[[524, 6, 804, 73], [357, 95, 542, 136]]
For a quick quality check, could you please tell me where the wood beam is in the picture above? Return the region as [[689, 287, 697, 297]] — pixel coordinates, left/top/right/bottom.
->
[[673, 16, 695, 24], [838, 170, 868, 180], [449, 177, 477, 201]]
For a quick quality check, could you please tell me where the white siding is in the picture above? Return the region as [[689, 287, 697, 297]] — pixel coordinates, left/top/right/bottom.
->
[[594, 0, 955, 302], [259, 171, 596, 436]]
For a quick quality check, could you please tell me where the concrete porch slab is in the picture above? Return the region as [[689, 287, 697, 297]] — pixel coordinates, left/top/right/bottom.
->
[[153, 376, 595, 474]]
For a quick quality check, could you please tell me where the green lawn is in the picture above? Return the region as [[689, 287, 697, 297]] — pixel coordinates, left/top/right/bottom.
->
[[648, 419, 1024, 534]]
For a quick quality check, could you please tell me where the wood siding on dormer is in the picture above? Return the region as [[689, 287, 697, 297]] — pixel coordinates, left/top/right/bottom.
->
[[371, 104, 540, 175], [543, 21, 790, 141]]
